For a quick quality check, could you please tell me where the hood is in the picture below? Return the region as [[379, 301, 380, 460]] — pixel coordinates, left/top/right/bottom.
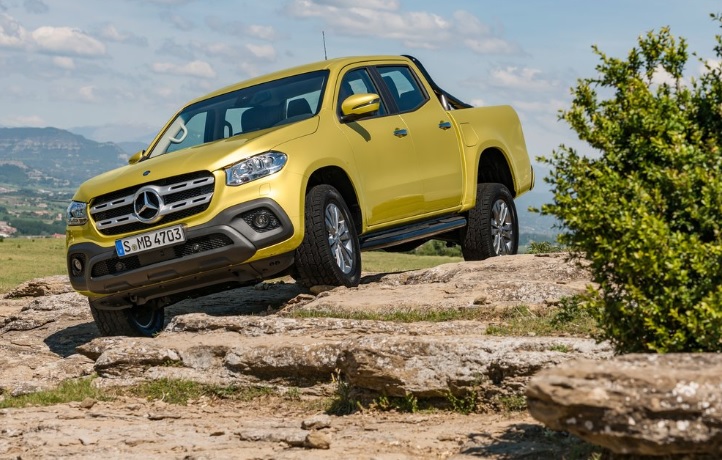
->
[[73, 117, 319, 201]]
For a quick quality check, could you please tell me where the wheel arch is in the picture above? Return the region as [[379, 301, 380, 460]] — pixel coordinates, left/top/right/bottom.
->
[[306, 166, 362, 233], [476, 147, 516, 197]]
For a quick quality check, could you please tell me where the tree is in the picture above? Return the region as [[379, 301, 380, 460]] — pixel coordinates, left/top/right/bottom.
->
[[539, 16, 722, 353]]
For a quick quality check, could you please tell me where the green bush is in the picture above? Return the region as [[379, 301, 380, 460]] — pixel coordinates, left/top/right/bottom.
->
[[539, 16, 722, 353], [412, 239, 462, 257], [526, 241, 565, 254]]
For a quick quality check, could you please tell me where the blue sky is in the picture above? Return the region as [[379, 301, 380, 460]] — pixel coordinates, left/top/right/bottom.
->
[[1, 0, 721, 161]]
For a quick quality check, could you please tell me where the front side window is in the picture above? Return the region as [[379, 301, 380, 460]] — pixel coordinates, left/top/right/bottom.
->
[[377, 66, 427, 112], [147, 70, 328, 158], [337, 68, 386, 117]]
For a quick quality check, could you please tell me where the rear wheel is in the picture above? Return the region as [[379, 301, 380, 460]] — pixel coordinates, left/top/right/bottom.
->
[[293, 184, 361, 288], [461, 183, 518, 260], [90, 301, 165, 337]]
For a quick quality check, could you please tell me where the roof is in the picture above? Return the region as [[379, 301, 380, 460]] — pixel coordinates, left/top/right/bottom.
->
[[186, 55, 412, 106]]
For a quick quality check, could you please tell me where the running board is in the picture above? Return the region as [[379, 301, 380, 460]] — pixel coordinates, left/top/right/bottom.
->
[[359, 215, 467, 251]]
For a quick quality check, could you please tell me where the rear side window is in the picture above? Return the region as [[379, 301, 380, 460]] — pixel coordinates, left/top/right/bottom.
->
[[377, 66, 427, 112]]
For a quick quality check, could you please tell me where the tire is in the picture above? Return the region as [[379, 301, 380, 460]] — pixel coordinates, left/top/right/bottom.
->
[[294, 184, 361, 288], [461, 183, 518, 260], [90, 300, 165, 337]]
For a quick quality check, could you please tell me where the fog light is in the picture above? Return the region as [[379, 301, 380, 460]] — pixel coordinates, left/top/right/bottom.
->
[[70, 255, 84, 277], [115, 262, 126, 272], [253, 211, 271, 229]]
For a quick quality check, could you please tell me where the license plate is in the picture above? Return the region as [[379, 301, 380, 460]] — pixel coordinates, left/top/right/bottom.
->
[[115, 225, 185, 257]]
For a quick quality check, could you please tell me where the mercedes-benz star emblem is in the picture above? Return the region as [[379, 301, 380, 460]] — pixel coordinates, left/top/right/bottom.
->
[[133, 187, 163, 223]]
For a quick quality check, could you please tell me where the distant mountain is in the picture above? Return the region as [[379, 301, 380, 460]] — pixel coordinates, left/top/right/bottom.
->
[[70, 123, 157, 146], [117, 141, 149, 156], [0, 127, 127, 188]]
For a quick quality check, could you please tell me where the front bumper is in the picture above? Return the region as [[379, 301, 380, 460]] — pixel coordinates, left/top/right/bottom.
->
[[67, 199, 294, 309]]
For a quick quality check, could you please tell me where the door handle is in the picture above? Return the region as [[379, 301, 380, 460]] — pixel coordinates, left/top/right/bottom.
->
[[438, 121, 452, 130], [393, 128, 408, 138]]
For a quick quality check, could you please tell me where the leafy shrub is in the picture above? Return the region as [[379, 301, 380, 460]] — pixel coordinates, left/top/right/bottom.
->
[[413, 239, 462, 257], [539, 16, 722, 352], [526, 241, 565, 254]]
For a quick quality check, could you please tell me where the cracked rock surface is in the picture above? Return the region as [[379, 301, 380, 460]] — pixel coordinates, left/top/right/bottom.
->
[[0, 254, 617, 459]]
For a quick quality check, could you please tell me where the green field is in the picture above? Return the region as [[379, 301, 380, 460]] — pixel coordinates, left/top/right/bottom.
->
[[0, 238, 461, 294], [0, 237, 67, 292]]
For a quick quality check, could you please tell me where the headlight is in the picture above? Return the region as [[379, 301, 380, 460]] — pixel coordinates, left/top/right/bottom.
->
[[66, 201, 88, 226], [225, 151, 287, 186]]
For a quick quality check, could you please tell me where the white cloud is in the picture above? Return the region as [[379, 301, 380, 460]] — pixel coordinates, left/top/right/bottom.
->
[[99, 23, 148, 46], [287, 0, 451, 49], [489, 67, 557, 91], [32, 26, 105, 56], [0, 13, 29, 48], [152, 60, 216, 78], [649, 65, 678, 86], [702, 59, 721, 73], [512, 99, 566, 114], [245, 43, 276, 60], [308, 0, 399, 10], [2, 114, 45, 127], [469, 98, 485, 107], [78, 85, 97, 102], [464, 37, 519, 55], [247, 24, 276, 41], [286, 1, 519, 54], [52, 56, 74, 69]]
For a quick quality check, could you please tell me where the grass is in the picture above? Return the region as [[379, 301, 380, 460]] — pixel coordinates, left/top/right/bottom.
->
[[127, 378, 276, 405], [0, 376, 282, 409], [485, 302, 598, 338], [0, 377, 108, 409], [0, 237, 66, 293], [361, 250, 461, 273], [286, 307, 496, 323]]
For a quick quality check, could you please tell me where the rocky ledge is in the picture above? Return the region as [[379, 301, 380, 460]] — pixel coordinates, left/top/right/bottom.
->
[[526, 353, 722, 456]]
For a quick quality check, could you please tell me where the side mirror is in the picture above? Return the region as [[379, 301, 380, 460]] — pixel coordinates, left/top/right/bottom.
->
[[128, 150, 145, 165], [340, 93, 380, 122]]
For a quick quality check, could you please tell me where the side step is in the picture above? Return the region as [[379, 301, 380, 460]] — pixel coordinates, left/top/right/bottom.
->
[[359, 215, 467, 251]]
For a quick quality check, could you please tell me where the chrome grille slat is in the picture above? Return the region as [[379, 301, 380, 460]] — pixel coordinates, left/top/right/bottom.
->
[[90, 172, 215, 235]]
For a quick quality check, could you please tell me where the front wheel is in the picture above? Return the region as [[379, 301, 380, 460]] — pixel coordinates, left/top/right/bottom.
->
[[293, 184, 361, 288], [461, 183, 518, 260], [90, 301, 165, 337]]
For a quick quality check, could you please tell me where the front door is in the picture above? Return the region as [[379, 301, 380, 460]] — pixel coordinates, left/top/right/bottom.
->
[[335, 67, 423, 227]]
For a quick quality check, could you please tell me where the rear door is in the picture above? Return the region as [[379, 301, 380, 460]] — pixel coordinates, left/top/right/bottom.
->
[[376, 65, 463, 212]]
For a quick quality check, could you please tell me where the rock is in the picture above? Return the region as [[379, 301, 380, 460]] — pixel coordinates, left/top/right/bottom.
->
[[4, 275, 73, 299], [237, 428, 308, 447], [339, 335, 611, 398], [305, 430, 331, 449], [309, 285, 336, 295], [79, 398, 96, 409], [80, 317, 610, 400], [526, 353, 722, 456], [302, 414, 332, 430]]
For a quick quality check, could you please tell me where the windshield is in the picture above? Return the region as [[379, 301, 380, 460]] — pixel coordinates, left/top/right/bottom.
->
[[147, 70, 328, 158]]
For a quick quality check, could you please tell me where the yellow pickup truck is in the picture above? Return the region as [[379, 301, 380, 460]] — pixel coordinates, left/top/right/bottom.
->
[[65, 55, 534, 336]]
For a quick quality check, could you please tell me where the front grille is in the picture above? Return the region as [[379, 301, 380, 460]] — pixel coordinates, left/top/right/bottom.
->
[[90, 233, 233, 278], [90, 171, 215, 236]]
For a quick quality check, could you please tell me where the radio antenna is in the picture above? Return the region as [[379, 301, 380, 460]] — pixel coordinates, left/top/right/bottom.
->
[[322, 31, 328, 60]]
